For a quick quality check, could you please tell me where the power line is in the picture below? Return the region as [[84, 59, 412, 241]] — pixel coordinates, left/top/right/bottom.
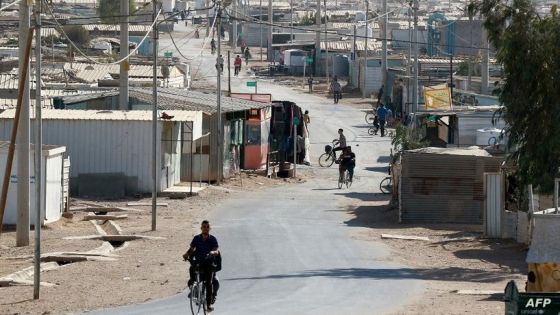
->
[[42, 0, 163, 65], [0, 0, 22, 12], [227, 13, 492, 52]]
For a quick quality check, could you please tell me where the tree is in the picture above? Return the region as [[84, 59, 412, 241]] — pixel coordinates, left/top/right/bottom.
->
[[475, 1, 560, 192], [63, 25, 90, 47], [97, 0, 137, 24]]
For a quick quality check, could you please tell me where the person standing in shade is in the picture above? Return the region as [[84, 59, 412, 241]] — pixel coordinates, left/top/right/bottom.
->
[[377, 84, 384, 107], [244, 47, 251, 66], [307, 77, 314, 93]]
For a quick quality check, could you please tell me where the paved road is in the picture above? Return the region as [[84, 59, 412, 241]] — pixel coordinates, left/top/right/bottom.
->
[[84, 24, 423, 315]]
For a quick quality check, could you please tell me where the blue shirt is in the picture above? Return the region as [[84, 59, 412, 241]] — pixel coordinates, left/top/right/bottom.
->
[[190, 234, 219, 261], [377, 106, 388, 120]]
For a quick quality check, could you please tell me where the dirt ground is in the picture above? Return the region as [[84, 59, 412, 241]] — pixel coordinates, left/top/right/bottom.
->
[[0, 172, 304, 315], [338, 194, 527, 315]]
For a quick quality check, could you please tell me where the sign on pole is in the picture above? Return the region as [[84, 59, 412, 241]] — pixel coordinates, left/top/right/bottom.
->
[[247, 81, 257, 93]]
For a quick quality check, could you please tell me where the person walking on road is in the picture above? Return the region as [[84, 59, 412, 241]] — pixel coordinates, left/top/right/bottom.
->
[[216, 54, 224, 74], [210, 38, 216, 54], [303, 110, 310, 125], [307, 77, 314, 93], [377, 103, 388, 137], [330, 77, 342, 104], [244, 47, 251, 66], [234, 55, 242, 76]]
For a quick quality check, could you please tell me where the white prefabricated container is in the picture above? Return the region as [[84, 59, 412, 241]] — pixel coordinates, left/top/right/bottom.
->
[[284, 49, 306, 67], [0, 143, 67, 225]]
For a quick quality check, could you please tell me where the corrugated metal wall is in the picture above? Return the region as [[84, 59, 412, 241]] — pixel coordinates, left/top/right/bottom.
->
[[484, 172, 503, 237], [0, 119, 168, 193], [400, 152, 503, 224], [358, 59, 382, 97]]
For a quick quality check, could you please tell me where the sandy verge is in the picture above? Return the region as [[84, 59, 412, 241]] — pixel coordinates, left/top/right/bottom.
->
[[339, 194, 527, 315], [0, 172, 305, 315]]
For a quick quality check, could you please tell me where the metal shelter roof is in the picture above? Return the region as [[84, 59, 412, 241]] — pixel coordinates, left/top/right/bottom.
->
[[0, 109, 199, 122], [129, 88, 271, 114]]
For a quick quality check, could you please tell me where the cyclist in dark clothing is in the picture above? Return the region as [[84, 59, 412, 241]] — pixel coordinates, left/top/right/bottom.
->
[[338, 146, 356, 182], [183, 220, 220, 311]]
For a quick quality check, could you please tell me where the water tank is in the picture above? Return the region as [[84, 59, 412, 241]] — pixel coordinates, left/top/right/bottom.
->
[[162, 0, 176, 12], [355, 11, 366, 22], [195, 0, 205, 9], [332, 55, 349, 77], [476, 128, 504, 146]]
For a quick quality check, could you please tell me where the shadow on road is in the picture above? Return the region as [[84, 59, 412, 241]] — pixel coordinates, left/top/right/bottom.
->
[[364, 166, 390, 173], [224, 266, 513, 283]]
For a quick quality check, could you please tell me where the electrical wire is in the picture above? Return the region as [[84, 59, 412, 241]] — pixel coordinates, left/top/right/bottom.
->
[[42, 0, 162, 65], [227, 11, 491, 51], [0, 0, 21, 12], [191, 11, 219, 81]]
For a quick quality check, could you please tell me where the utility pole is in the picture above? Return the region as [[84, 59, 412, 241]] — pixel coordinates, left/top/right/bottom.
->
[[17, 0, 32, 247], [206, 0, 210, 36], [407, 5, 412, 113], [467, 13, 473, 91], [33, 0, 42, 300], [232, 0, 237, 49], [381, 0, 388, 104], [314, 0, 320, 75], [259, 0, 263, 61], [267, 0, 272, 61], [151, 0, 158, 231], [227, 50, 231, 95], [216, 2, 223, 184], [362, 0, 368, 98], [119, 0, 129, 110], [324, 0, 329, 82], [412, 0, 419, 113], [290, 0, 293, 42], [481, 24, 489, 95], [351, 24, 356, 87]]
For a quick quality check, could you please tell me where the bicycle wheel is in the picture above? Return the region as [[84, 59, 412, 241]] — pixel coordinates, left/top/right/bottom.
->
[[368, 128, 375, 136], [346, 172, 352, 188], [379, 177, 392, 194], [365, 112, 375, 124], [318, 152, 335, 167], [190, 282, 204, 315]]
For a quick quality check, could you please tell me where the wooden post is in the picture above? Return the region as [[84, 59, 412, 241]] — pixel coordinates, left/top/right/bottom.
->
[[0, 27, 35, 235]]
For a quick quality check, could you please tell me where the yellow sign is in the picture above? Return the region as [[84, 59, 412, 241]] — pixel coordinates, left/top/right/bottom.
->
[[424, 85, 452, 110]]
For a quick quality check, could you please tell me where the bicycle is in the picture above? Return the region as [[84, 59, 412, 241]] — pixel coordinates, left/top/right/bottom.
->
[[187, 257, 214, 315], [338, 168, 352, 189], [364, 109, 375, 125], [333, 91, 341, 104], [318, 140, 339, 167], [379, 167, 392, 194]]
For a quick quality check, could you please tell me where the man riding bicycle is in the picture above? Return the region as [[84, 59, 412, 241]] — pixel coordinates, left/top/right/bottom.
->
[[183, 220, 220, 312], [338, 146, 356, 183], [332, 128, 347, 155]]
